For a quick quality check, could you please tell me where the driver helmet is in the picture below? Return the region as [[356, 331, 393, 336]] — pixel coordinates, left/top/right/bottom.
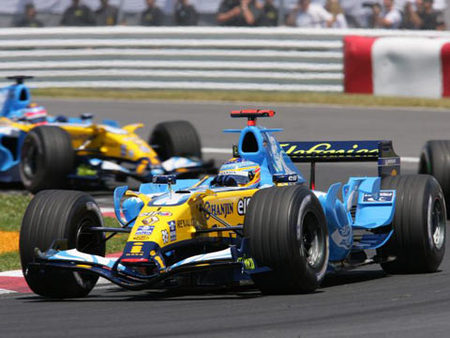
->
[[212, 158, 261, 188], [22, 103, 48, 125]]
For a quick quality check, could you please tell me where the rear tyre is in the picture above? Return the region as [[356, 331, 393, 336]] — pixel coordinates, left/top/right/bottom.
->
[[244, 185, 329, 294], [149, 120, 202, 161], [419, 140, 450, 218], [20, 190, 105, 298], [19, 126, 74, 193], [378, 175, 446, 274]]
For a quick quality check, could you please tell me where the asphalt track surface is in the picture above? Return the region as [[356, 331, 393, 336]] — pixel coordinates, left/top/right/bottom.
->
[[2, 99, 450, 337]]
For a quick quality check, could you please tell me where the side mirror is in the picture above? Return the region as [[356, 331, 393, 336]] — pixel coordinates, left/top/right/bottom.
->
[[273, 173, 298, 183], [152, 175, 176, 185], [81, 113, 94, 120]]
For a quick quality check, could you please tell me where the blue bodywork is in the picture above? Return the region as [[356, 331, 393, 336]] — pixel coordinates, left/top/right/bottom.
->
[[0, 82, 30, 181], [114, 121, 396, 268]]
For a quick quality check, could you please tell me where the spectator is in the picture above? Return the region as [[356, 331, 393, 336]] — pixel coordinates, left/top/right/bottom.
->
[[419, 0, 445, 30], [370, 0, 402, 29], [96, 0, 118, 26], [15, 3, 43, 27], [174, 0, 198, 26], [217, 0, 261, 26], [256, 0, 279, 26], [401, 0, 422, 29], [141, 0, 164, 26], [286, 0, 334, 28], [325, 0, 348, 28], [61, 0, 96, 26]]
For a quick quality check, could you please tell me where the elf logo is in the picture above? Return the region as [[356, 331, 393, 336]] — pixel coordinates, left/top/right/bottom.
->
[[237, 197, 251, 216]]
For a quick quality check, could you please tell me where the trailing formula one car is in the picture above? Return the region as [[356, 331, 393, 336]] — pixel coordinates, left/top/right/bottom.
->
[[20, 110, 446, 298], [0, 76, 213, 193], [419, 141, 450, 217]]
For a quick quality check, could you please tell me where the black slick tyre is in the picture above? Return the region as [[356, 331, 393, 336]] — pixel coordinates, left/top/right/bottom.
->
[[378, 175, 446, 274], [419, 140, 450, 217], [19, 126, 74, 193], [149, 120, 202, 161], [244, 185, 329, 294], [19, 190, 106, 298]]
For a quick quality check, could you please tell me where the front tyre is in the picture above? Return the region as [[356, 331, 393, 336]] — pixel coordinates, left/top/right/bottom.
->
[[20, 190, 105, 298], [378, 175, 446, 274], [244, 185, 329, 294]]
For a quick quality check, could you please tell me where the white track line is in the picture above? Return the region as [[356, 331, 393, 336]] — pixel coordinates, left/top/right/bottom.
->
[[100, 207, 115, 214], [0, 270, 23, 277], [202, 147, 420, 163], [401, 157, 420, 163], [202, 147, 232, 154]]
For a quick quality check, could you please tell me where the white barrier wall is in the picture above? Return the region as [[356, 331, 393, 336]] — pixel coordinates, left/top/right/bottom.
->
[[373, 38, 449, 99], [344, 35, 450, 98], [0, 26, 346, 92], [0, 26, 448, 96]]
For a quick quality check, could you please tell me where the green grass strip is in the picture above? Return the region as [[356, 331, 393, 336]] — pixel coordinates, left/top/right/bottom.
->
[[0, 193, 32, 232], [0, 251, 21, 272], [34, 88, 450, 109]]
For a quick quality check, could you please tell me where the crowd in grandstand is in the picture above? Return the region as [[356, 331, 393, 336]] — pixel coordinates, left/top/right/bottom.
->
[[14, 0, 447, 30]]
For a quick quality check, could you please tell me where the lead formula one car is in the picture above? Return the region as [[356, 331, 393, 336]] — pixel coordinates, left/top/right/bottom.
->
[[20, 110, 446, 298], [0, 76, 213, 193]]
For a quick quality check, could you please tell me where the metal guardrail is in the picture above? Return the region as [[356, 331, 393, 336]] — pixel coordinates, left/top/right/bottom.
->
[[0, 26, 449, 92]]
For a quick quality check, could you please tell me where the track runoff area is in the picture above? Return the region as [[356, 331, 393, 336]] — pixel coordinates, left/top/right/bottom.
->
[[1, 99, 450, 337]]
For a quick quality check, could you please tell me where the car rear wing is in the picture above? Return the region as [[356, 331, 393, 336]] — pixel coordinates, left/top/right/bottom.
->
[[279, 140, 400, 189]]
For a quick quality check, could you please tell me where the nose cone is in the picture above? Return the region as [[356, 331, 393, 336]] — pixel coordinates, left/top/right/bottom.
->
[[129, 210, 175, 245]]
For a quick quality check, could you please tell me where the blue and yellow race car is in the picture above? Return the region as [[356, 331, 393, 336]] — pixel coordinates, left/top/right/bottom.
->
[[20, 110, 446, 298], [0, 76, 213, 193]]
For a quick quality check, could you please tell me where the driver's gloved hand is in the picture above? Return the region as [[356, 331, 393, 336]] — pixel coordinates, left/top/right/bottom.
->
[[223, 176, 238, 186]]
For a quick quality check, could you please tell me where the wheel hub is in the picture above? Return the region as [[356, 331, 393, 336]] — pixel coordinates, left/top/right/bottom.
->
[[429, 198, 445, 250]]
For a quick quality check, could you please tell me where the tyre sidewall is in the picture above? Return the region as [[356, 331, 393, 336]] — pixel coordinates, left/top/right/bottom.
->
[[380, 175, 446, 273], [422, 179, 446, 270], [20, 130, 45, 190], [246, 185, 328, 293], [20, 191, 105, 298], [292, 191, 329, 288]]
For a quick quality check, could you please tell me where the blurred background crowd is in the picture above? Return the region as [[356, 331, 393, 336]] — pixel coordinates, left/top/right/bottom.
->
[[5, 0, 449, 30]]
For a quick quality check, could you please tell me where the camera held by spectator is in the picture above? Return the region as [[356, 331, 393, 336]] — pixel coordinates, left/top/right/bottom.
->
[[325, 0, 348, 28], [216, 0, 261, 27], [370, 0, 401, 29]]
